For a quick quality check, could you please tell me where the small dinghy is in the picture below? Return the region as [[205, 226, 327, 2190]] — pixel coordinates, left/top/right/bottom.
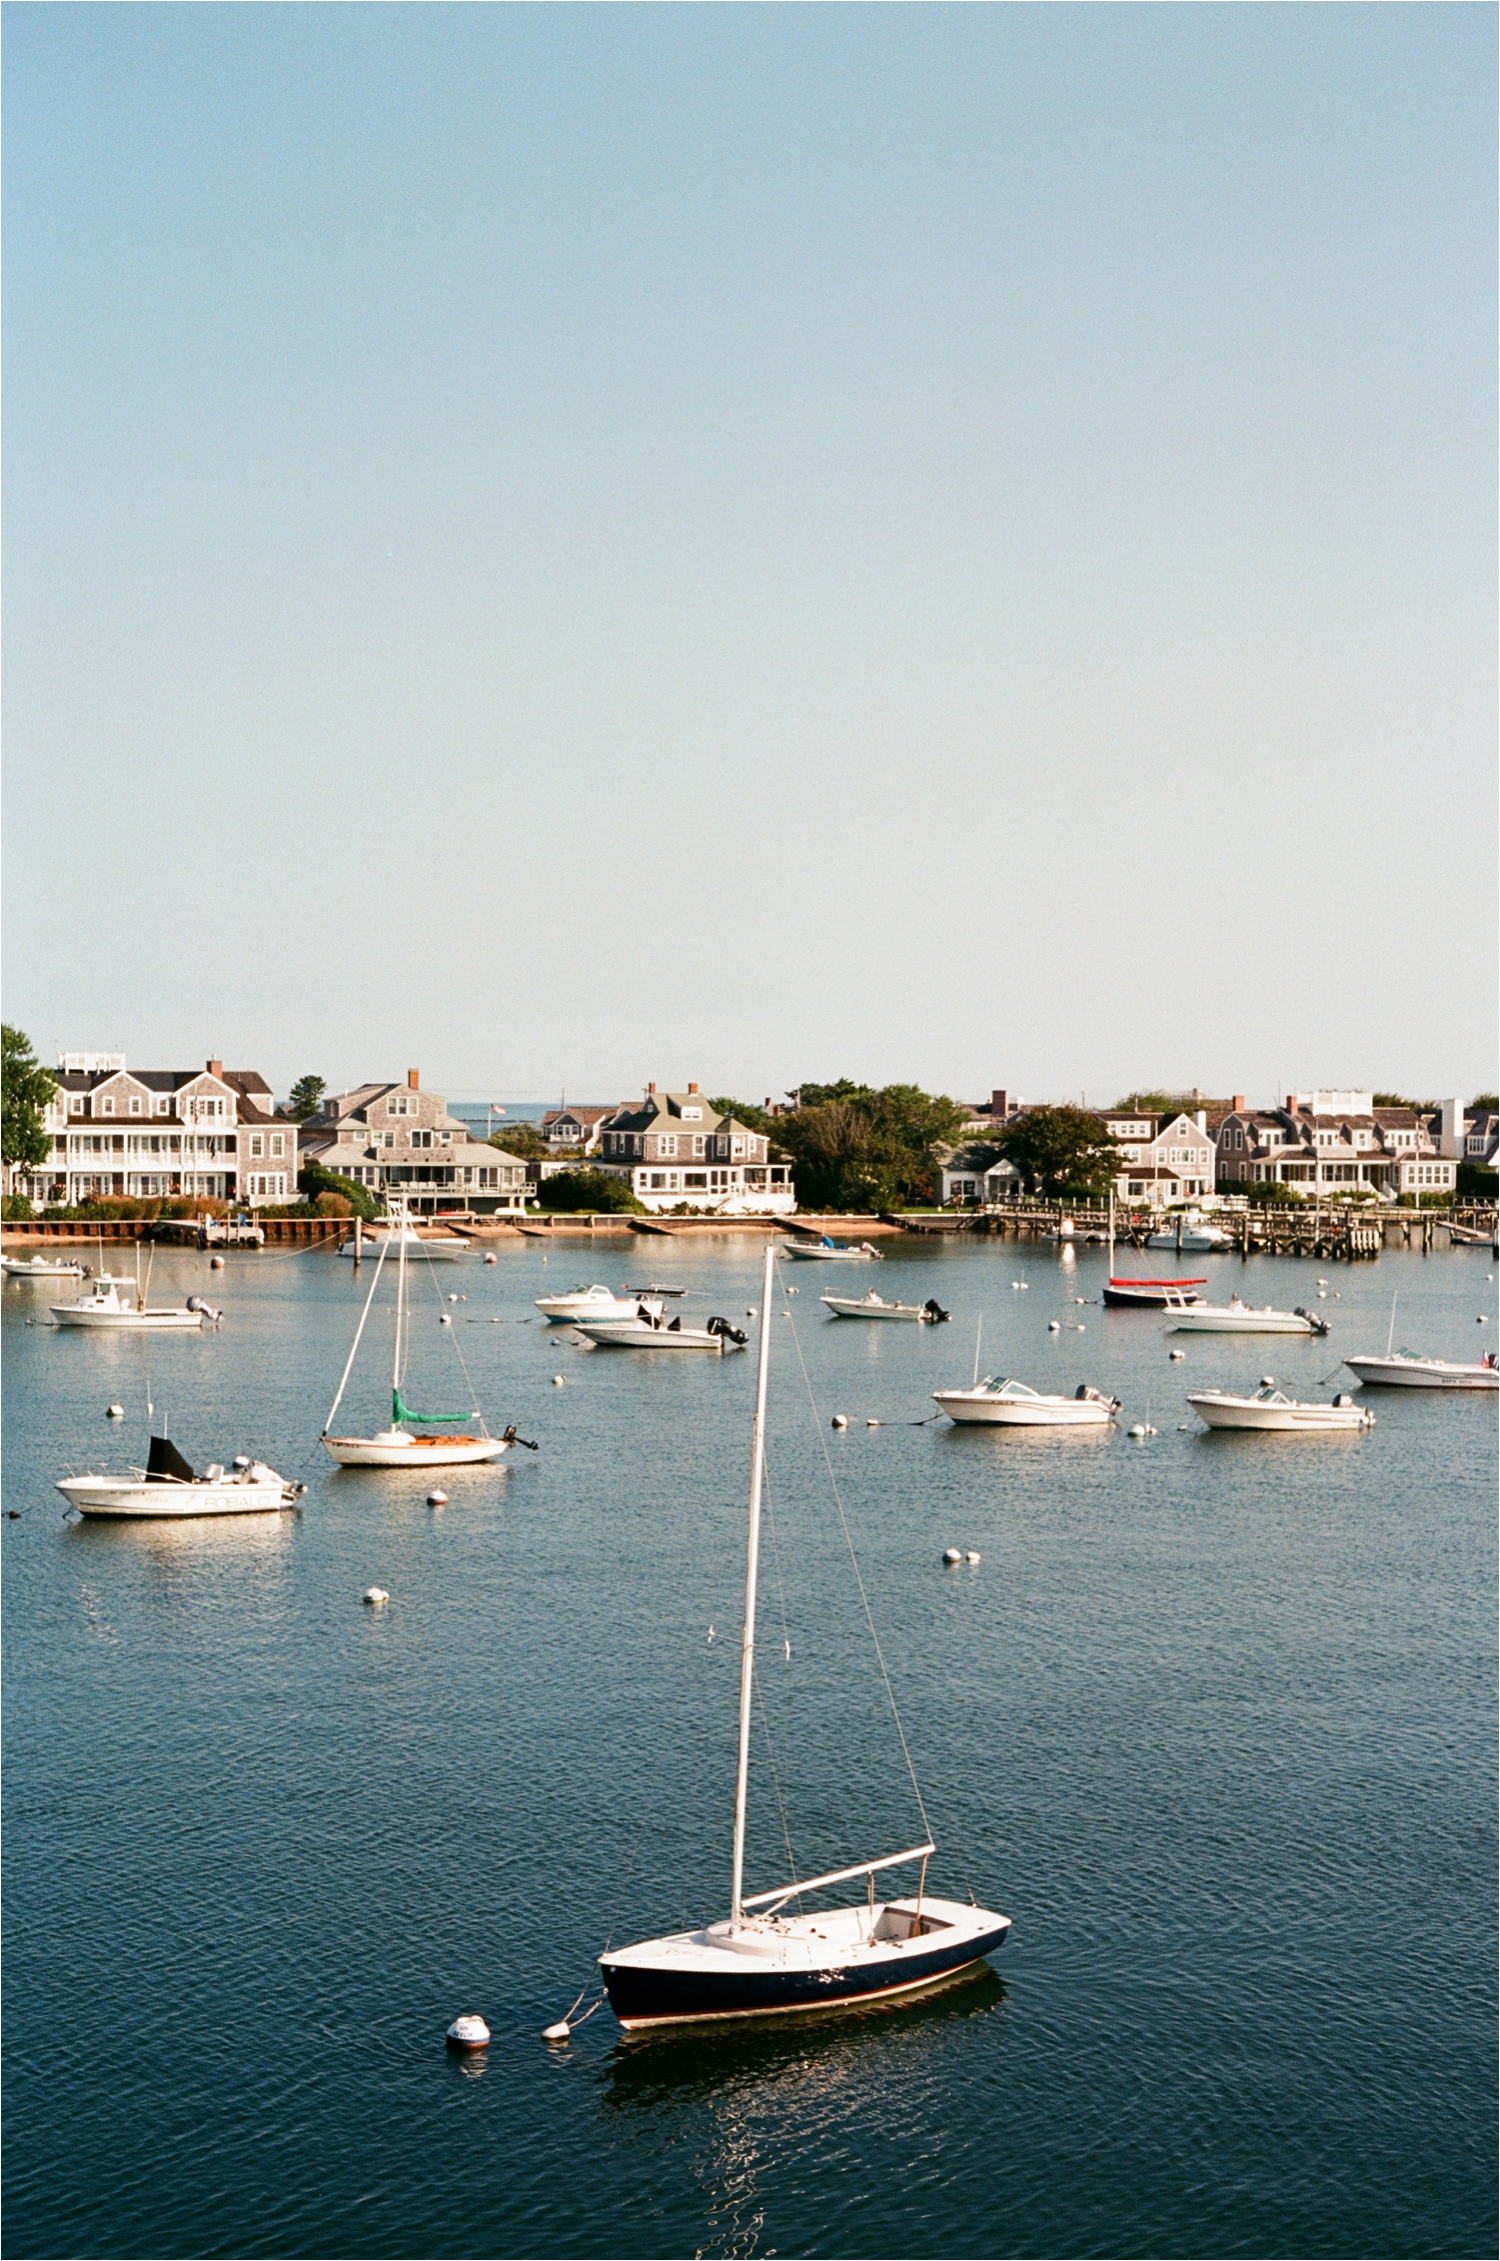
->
[[3, 1253, 83, 1278], [1146, 1212, 1231, 1251], [574, 1306, 748, 1352], [1188, 1384, 1375, 1432], [820, 1291, 949, 1323], [1166, 1298, 1329, 1336], [932, 1377, 1121, 1427], [596, 1250, 1010, 2029], [58, 1435, 305, 1517], [781, 1236, 882, 1261]]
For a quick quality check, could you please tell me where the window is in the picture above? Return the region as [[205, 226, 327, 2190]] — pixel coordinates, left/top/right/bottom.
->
[[250, 1134, 264, 1159], [388, 1095, 412, 1116], [650, 1173, 666, 1189], [270, 1133, 284, 1158], [660, 1136, 677, 1158], [100, 1097, 114, 1115], [692, 1136, 704, 1157], [685, 1172, 708, 1188], [129, 1097, 142, 1115], [681, 1107, 702, 1121]]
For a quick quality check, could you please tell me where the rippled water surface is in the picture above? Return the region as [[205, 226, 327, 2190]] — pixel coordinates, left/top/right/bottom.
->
[[4, 1234, 1494, 2257]]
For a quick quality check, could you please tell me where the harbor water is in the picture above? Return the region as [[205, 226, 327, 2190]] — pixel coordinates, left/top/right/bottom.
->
[[4, 1235, 1494, 2257]]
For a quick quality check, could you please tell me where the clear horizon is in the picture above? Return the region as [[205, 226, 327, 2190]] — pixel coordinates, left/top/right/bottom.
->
[[5, 4, 1495, 1100]]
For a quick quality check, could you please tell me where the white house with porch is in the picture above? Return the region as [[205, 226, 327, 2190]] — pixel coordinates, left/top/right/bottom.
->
[[17, 1054, 293, 1208]]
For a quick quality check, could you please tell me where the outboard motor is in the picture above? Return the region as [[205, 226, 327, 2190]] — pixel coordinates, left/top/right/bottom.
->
[[706, 1317, 749, 1347], [185, 1294, 222, 1323], [922, 1299, 950, 1324], [1294, 1306, 1330, 1336], [501, 1423, 540, 1451]]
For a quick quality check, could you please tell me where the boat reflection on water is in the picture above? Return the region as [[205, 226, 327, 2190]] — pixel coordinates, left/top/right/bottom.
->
[[63, 1508, 296, 1568]]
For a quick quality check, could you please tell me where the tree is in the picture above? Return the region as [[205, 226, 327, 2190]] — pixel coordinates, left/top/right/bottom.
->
[[1372, 1092, 1437, 1112], [707, 1097, 778, 1139], [996, 1105, 1119, 1199], [297, 1162, 380, 1219], [1245, 1179, 1304, 1205], [1469, 1093, 1498, 1113], [772, 1083, 971, 1210], [490, 1121, 549, 1162], [535, 1169, 645, 1213], [2, 1026, 55, 1173], [285, 1075, 327, 1122]]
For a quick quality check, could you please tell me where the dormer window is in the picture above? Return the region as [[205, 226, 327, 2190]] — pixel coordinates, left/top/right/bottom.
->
[[70, 1096, 83, 1115], [681, 1107, 702, 1122]]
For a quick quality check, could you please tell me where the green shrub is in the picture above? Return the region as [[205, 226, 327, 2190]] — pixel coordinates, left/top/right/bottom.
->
[[297, 1165, 380, 1220], [1245, 1180, 1305, 1205], [2, 1193, 34, 1220], [535, 1170, 646, 1214]]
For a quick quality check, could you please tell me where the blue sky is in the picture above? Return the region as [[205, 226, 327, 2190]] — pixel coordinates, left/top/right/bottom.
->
[[5, 4, 1494, 1106]]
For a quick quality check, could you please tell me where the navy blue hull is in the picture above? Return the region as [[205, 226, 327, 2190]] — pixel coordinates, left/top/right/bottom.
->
[[602, 1922, 1011, 2028]]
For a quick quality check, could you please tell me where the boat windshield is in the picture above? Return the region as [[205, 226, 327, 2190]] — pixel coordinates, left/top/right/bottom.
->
[[981, 1378, 1038, 1398], [1254, 1387, 1292, 1404]]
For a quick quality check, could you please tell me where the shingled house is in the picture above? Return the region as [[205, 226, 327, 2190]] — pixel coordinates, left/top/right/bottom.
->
[[298, 1070, 529, 1215], [1214, 1092, 1457, 1199], [18, 1054, 290, 1207], [597, 1083, 795, 1214]]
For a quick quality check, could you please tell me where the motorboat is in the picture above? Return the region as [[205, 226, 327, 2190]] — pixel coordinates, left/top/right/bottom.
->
[[338, 1222, 468, 1261], [58, 1434, 305, 1517], [820, 1292, 950, 1323], [932, 1377, 1121, 1427], [1188, 1385, 1375, 1432], [781, 1236, 882, 1261], [3, 1253, 83, 1278], [1146, 1212, 1231, 1252], [535, 1284, 661, 1324], [597, 1247, 1011, 2029], [1166, 1299, 1329, 1336], [1343, 1351, 1499, 1391], [322, 1200, 514, 1466], [50, 1279, 221, 1330], [575, 1306, 748, 1352], [1101, 1278, 1206, 1310]]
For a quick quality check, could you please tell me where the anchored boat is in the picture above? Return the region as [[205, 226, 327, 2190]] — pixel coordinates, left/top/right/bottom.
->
[[782, 1236, 882, 1261], [598, 1248, 1011, 2029], [58, 1434, 305, 1517], [820, 1292, 950, 1323], [322, 1201, 512, 1466], [1343, 1351, 1498, 1391], [932, 1377, 1121, 1427], [574, 1305, 747, 1351], [1166, 1299, 1329, 1336], [1188, 1385, 1374, 1432], [535, 1284, 659, 1323]]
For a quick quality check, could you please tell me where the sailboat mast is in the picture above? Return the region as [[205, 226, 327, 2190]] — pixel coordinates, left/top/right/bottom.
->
[[730, 1245, 776, 1934], [393, 1192, 407, 1407], [1108, 1188, 1115, 1278]]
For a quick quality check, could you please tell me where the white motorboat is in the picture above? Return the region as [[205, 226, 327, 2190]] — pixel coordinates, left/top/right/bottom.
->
[[782, 1236, 882, 1261], [322, 1201, 515, 1466], [932, 1377, 1121, 1427], [1166, 1298, 1329, 1336], [338, 1223, 468, 1261], [536, 1283, 660, 1324], [50, 1279, 221, 1330], [58, 1434, 305, 1517], [597, 1247, 1011, 2030], [1343, 1351, 1499, 1391], [575, 1306, 748, 1351], [3, 1253, 83, 1278], [1188, 1385, 1375, 1432], [1147, 1212, 1231, 1252], [821, 1291, 950, 1323]]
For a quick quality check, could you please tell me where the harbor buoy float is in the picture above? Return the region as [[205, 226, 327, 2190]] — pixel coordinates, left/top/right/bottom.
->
[[1127, 1424, 1147, 1438], [1047, 1320, 1061, 1332], [965, 1550, 981, 1565], [447, 2015, 490, 2052], [541, 2019, 571, 2044], [209, 1254, 225, 1270], [943, 1547, 962, 1565], [440, 1313, 453, 1325], [866, 1418, 879, 1427], [427, 1491, 447, 1508], [484, 1253, 497, 1265], [552, 1374, 565, 1386], [831, 1415, 848, 1429], [363, 1587, 389, 1606], [106, 1402, 125, 1420], [1169, 1349, 1184, 1361]]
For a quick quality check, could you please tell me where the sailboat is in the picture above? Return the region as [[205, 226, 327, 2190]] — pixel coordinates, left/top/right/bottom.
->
[[1101, 1190, 1207, 1309], [321, 1200, 511, 1467], [597, 1247, 1011, 2030]]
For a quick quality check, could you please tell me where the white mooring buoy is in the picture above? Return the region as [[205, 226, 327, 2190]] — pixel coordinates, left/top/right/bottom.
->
[[484, 1252, 497, 1265], [1128, 1424, 1147, 1439], [542, 2019, 571, 2043], [1169, 1349, 1184, 1361], [1048, 1320, 1061, 1332], [440, 1313, 453, 1325], [363, 1587, 389, 1606], [106, 1402, 125, 1420], [552, 1374, 565, 1386], [447, 2014, 490, 2052], [831, 1415, 848, 1429], [943, 1547, 962, 1565], [448, 1292, 459, 1303], [866, 1418, 879, 1427], [209, 1254, 226, 1270], [965, 1550, 981, 1565], [427, 1491, 448, 1508]]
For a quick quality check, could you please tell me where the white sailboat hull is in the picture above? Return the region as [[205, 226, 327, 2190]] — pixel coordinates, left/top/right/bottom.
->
[[322, 1432, 508, 1466], [1188, 1391, 1375, 1431], [1343, 1355, 1499, 1390], [338, 1233, 466, 1260]]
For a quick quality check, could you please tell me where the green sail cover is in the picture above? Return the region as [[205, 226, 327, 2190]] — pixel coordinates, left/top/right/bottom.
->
[[393, 1388, 473, 1426]]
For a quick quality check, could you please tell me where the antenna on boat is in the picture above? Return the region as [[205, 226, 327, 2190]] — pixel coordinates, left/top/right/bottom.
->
[[729, 1245, 776, 1937], [973, 1313, 983, 1388]]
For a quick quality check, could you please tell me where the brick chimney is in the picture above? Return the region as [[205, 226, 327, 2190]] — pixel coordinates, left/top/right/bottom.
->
[[687, 1082, 699, 1095], [1232, 1095, 1245, 1115], [991, 1089, 1009, 1118], [407, 1069, 420, 1091], [647, 1081, 657, 1095], [207, 1058, 223, 1079], [1286, 1095, 1298, 1114]]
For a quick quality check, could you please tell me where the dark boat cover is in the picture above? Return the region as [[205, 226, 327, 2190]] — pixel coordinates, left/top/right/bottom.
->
[[146, 1436, 197, 1484]]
